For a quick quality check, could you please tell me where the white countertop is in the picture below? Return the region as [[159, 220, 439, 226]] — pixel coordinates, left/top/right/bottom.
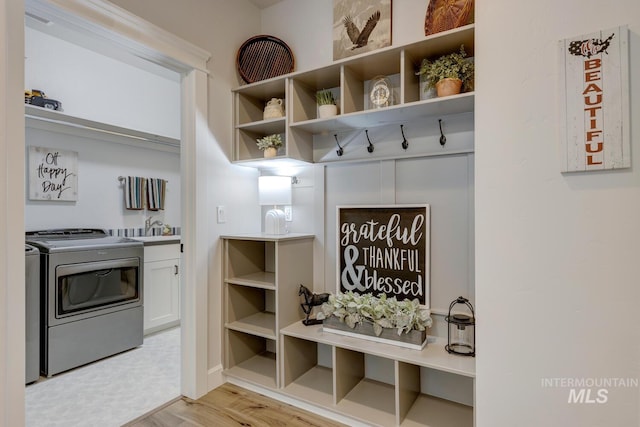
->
[[132, 235, 181, 245]]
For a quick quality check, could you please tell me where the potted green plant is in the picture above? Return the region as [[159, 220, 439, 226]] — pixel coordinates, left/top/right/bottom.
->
[[317, 291, 432, 349], [316, 89, 337, 119], [256, 133, 283, 158], [416, 45, 474, 98]]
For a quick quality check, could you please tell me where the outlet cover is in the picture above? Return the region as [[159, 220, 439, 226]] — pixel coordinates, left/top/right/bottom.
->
[[284, 206, 292, 222]]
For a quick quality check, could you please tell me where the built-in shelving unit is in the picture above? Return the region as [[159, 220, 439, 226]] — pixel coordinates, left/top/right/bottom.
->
[[232, 24, 475, 167], [280, 322, 475, 427], [222, 233, 314, 390], [228, 21, 476, 427], [25, 105, 180, 153]]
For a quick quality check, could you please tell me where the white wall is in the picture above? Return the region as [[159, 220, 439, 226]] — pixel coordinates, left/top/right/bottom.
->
[[322, 154, 475, 315], [25, 127, 181, 231], [476, 1, 640, 426], [24, 25, 182, 232], [25, 26, 180, 139], [108, 0, 265, 374], [261, 0, 429, 72]]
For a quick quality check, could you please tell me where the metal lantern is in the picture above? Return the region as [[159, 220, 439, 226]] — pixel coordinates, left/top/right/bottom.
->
[[445, 296, 475, 357]]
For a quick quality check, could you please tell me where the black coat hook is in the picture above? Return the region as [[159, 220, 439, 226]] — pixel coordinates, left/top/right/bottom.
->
[[365, 129, 374, 153], [439, 119, 446, 146], [400, 124, 408, 150], [334, 134, 344, 156]]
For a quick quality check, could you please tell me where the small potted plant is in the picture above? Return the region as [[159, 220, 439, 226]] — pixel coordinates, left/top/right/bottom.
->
[[416, 45, 474, 98], [256, 133, 283, 158], [316, 89, 337, 119]]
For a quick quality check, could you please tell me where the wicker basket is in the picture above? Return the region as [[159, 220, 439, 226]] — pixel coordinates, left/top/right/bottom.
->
[[236, 35, 295, 84]]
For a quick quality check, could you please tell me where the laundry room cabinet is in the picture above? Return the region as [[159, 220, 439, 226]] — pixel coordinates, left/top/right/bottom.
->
[[143, 243, 181, 335]]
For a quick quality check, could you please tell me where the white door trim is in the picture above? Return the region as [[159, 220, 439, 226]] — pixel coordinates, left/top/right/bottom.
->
[[1, 0, 26, 425], [21, 0, 212, 401]]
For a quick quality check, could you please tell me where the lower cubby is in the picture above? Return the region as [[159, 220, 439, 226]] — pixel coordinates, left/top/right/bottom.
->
[[397, 363, 473, 427], [280, 322, 475, 427], [281, 336, 334, 407], [335, 349, 396, 426], [225, 329, 277, 389], [401, 394, 473, 427]]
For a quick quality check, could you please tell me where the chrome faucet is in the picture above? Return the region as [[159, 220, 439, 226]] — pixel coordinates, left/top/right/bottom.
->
[[145, 216, 164, 236]]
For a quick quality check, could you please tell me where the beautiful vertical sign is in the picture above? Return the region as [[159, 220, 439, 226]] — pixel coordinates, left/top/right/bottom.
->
[[29, 146, 78, 201], [559, 26, 630, 172], [337, 205, 430, 307]]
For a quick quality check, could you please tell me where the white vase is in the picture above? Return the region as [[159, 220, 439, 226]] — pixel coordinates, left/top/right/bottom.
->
[[318, 104, 337, 119], [263, 147, 278, 158]]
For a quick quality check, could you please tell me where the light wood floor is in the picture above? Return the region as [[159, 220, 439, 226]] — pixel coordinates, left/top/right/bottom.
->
[[126, 382, 347, 427]]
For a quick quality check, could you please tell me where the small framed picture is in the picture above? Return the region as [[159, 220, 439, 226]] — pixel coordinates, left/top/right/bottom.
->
[[28, 146, 78, 201], [333, 0, 392, 61]]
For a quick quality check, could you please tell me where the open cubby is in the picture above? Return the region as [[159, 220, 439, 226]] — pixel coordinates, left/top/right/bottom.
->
[[335, 348, 397, 426], [225, 284, 275, 339], [234, 78, 287, 125], [225, 330, 277, 389], [281, 335, 334, 408]]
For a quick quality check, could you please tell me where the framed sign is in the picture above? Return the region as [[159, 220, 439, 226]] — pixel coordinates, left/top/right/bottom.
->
[[333, 0, 392, 61], [29, 146, 78, 201], [337, 205, 430, 306], [559, 26, 630, 172]]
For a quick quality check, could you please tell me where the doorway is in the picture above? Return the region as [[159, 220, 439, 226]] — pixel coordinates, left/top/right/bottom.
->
[[17, 0, 211, 425]]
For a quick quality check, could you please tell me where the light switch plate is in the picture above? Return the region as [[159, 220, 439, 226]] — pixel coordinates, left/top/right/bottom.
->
[[217, 206, 226, 223]]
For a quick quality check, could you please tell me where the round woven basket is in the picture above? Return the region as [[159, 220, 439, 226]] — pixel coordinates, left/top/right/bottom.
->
[[236, 35, 295, 84]]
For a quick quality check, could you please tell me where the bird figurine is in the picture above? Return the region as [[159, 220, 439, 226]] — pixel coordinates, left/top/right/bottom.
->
[[343, 10, 381, 50]]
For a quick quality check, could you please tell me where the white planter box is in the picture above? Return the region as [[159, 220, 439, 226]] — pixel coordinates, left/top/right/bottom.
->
[[323, 316, 427, 350]]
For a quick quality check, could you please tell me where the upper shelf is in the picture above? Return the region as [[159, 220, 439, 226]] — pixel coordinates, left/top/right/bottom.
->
[[232, 24, 475, 95], [25, 105, 180, 152], [231, 24, 475, 167], [290, 92, 474, 134]]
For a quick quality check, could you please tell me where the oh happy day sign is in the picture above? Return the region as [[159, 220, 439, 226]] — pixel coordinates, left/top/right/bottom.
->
[[337, 205, 430, 307]]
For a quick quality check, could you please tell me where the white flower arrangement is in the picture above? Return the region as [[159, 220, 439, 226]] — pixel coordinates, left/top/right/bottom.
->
[[318, 291, 432, 337]]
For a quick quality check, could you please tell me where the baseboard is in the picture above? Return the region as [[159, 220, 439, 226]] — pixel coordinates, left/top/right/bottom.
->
[[207, 364, 224, 391]]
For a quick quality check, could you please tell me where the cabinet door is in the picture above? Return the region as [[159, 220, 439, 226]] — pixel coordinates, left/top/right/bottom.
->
[[144, 258, 180, 334]]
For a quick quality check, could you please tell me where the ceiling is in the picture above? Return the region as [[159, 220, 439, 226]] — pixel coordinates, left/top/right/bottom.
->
[[248, 0, 283, 9]]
